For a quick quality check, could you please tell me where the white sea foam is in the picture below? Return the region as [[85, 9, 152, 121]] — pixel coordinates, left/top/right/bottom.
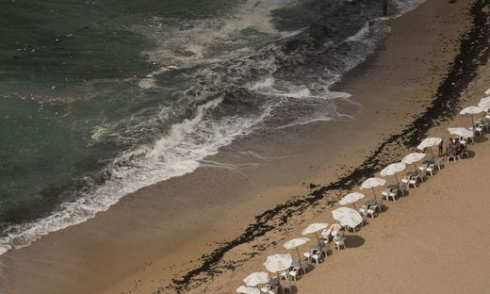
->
[[0, 97, 275, 254], [132, 0, 299, 89], [393, 0, 427, 16]]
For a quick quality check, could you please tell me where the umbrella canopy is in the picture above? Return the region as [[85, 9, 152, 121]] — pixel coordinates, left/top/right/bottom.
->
[[302, 223, 328, 246], [243, 272, 269, 287], [460, 106, 485, 115], [460, 106, 485, 135], [402, 152, 426, 172], [283, 237, 310, 250], [380, 162, 406, 176], [417, 137, 441, 159], [339, 192, 365, 210], [283, 237, 310, 262], [417, 137, 442, 150], [332, 207, 363, 228], [361, 177, 386, 189], [237, 286, 260, 294], [478, 97, 490, 111], [380, 162, 406, 186], [448, 127, 474, 139], [485, 88, 490, 95], [360, 177, 386, 204], [264, 253, 293, 273], [402, 152, 426, 165], [302, 223, 329, 235]]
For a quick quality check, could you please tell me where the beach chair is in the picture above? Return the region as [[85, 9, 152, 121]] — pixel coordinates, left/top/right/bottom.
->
[[402, 176, 417, 188], [360, 205, 376, 218], [416, 169, 427, 182], [288, 266, 302, 281], [333, 233, 346, 250], [305, 248, 322, 265], [447, 151, 458, 162], [381, 189, 396, 202], [398, 183, 409, 196], [470, 124, 483, 136], [319, 240, 329, 257]]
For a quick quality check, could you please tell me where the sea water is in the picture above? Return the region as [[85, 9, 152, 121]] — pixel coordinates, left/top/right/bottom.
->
[[0, 0, 425, 254]]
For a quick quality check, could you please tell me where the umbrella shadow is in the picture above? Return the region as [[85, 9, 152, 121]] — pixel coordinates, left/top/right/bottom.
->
[[279, 285, 299, 294], [474, 136, 488, 143], [345, 235, 365, 249], [462, 150, 476, 159]]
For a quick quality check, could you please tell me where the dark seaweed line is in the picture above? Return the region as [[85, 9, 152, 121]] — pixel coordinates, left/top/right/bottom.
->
[[162, 1, 490, 293]]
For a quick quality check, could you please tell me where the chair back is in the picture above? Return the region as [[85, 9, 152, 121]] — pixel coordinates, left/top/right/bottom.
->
[[330, 223, 341, 233]]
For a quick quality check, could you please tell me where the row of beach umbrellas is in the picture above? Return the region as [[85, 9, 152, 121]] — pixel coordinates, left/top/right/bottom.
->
[[238, 92, 490, 294], [238, 138, 448, 294]]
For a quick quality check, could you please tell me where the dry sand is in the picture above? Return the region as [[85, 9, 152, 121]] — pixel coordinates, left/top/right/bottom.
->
[[1, 0, 488, 293]]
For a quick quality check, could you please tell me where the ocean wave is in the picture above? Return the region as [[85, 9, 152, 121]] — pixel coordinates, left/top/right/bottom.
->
[[0, 0, 428, 254]]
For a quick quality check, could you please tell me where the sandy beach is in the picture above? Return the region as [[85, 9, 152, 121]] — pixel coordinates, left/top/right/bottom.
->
[[2, 0, 490, 293]]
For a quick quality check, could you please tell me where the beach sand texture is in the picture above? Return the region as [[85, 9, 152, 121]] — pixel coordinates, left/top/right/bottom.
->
[[2, 0, 490, 293]]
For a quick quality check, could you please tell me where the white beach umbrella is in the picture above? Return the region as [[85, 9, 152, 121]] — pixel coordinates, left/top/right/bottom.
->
[[460, 105, 485, 115], [417, 137, 442, 158], [460, 106, 485, 134], [237, 286, 260, 294], [332, 207, 363, 229], [448, 127, 474, 139], [485, 88, 490, 95], [402, 152, 426, 172], [360, 177, 386, 204], [264, 253, 293, 274], [302, 223, 329, 245], [478, 97, 490, 111], [243, 272, 269, 287], [283, 237, 310, 263], [380, 162, 406, 186], [339, 192, 365, 210]]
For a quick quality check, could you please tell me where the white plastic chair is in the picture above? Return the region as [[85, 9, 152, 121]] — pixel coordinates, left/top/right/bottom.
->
[[402, 176, 417, 188], [426, 164, 435, 176], [288, 266, 301, 281], [319, 241, 329, 257], [381, 190, 396, 202], [334, 236, 346, 250], [447, 152, 458, 162]]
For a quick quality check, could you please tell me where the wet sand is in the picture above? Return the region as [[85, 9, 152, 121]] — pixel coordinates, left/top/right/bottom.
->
[[0, 0, 482, 293]]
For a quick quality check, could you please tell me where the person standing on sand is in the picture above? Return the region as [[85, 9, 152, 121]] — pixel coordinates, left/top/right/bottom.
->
[[438, 139, 444, 157], [383, 0, 389, 16]]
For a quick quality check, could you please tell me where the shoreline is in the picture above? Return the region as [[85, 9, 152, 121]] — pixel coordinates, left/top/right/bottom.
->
[[0, 0, 484, 293]]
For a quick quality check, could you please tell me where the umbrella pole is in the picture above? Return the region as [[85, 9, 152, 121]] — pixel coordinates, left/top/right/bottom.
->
[[394, 174, 400, 186], [472, 114, 476, 136], [314, 232, 320, 246], [295, 248, 302, 264], [353, 202, 357, 211], [371, 187, 377, 204], [412, 163, 418, 173]]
